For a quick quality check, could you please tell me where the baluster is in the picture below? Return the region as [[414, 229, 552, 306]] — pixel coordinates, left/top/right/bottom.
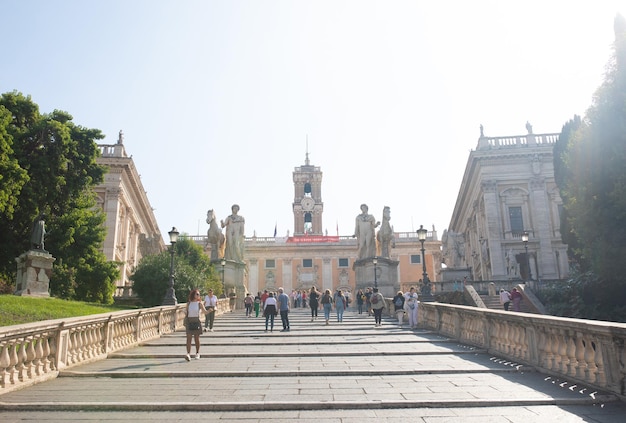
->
[[41, 335, 52, 372], [0, 341, 10, 389], [16, 338, 28, 382], [594, 341, 607, 386], [25, 336, 36, 380], [69, 330, 79, 365], [575, 335, 587, 380], [536, 327, 548, 368], [34, 335, 44, 376], [584, 337, 597, 383], [7, 340, 18, 385], [518, 324, 527, 360], [556, 330, 568, 374], [565, 331, 577, 377]]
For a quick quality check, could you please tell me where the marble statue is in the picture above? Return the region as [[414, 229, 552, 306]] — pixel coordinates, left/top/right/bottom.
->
[[206, 209, 225, 261], [221, 204, 245, 262], [354, 204, 379, 260], [30, 213, 47, 252], [376, 206, 393, 258]]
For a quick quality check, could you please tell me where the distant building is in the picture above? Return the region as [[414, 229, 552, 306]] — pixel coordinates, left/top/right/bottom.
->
[[443, 126, 569, 282], [95, 131, 165, 297], [196, 154, 442, 296]]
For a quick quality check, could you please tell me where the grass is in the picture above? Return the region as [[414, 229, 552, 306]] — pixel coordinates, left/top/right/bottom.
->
[[0, 295, 133, 327]]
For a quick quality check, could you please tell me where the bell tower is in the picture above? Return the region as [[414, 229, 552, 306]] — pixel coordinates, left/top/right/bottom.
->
[[293, 149, 323, 236]]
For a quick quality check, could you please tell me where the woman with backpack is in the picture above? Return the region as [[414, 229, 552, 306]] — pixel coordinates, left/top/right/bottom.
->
[[370, 287, 385, 327], [392, 290, 405, 328]]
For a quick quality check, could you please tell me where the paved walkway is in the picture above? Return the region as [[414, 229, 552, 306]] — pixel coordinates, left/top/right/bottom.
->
[[1, 307, 626, 422]]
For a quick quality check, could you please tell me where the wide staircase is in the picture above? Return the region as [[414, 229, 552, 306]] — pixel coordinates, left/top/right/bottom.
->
[[480, 294, 533, 313], [1, 307, 625, 422]]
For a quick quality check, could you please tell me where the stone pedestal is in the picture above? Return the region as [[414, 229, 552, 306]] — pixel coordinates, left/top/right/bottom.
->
[[353, 256, 399, 298], [15, 250, 56, 297], [214, 259, 247, 297]]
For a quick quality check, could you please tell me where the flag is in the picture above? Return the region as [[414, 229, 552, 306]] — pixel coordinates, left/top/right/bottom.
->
[[336, 221, 339, 236], [273, 223, 277, 237]]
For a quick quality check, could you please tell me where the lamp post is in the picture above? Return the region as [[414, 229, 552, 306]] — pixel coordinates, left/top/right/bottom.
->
[[417, 225, 431, 297], [372, 257, 378, 289], [220, 258, 226, 298], [522, 231, 532, 281], [162, 227, 179, 306]]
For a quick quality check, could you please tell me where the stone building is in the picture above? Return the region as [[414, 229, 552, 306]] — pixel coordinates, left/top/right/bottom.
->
[[443, 125, 569, 282], [95, 131, 165, 297], [199, 154, 442, 297]]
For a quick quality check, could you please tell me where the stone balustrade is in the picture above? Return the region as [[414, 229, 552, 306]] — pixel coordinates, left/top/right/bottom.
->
[[0, 299, 229, 395], [418, 302, 626, 398], [3, 300, 625, 399]]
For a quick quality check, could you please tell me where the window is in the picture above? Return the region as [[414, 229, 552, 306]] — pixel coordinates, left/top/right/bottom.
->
[[338, 258, 349, 267], [265, 259, 275, 269], [509, 206, 524, 235], [304, 182, 312, 195], [303, 259, 313, 268], [410, 255, 421, 264]]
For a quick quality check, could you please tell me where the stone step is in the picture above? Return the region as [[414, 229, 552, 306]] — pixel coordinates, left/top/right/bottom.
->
[[1, 308, 624, 421]]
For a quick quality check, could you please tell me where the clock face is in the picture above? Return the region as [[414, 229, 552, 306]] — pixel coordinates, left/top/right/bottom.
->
[[301, 197, 315, 211]]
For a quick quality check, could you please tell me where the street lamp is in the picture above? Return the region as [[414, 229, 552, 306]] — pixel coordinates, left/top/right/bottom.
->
[[220, 258, 226, 298], [162, 227, 179, 306], [372, 257, 378, 288], [522, 231, 532, 281], [417, 225, 431, 296]]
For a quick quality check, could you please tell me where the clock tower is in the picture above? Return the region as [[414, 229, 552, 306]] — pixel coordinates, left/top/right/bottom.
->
[[293, 151, 323, 236]]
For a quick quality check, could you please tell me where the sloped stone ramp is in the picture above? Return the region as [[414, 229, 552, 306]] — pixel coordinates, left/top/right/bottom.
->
[[1, 307, 625, 422]]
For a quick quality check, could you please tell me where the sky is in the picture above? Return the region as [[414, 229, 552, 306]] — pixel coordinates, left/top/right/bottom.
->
[[1, 1, 623, 243]]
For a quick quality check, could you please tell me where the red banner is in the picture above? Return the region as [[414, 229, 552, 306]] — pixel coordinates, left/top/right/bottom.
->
[[287, 236, 340, 243]]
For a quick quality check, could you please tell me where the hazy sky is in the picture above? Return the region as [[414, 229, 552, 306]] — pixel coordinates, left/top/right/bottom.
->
[[2, 1, 623, 242]]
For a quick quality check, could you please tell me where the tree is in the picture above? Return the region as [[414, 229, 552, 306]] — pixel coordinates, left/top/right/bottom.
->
[[131, 236, 221, 307], [0, 92, 118, 303], [555, 14, 626, 321]]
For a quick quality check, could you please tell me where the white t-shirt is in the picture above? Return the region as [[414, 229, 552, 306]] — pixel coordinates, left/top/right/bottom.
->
[[187, 301, 201, 318], [204, 294, 217, 308]]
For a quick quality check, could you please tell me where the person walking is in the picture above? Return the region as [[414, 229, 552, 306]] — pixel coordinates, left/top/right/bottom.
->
[[203, 289, 218, 332], [244, 292, 254, 317], [321, 289, 333, 325], [404, 286, 419, 329], [370, 287, 385, 327], [185, 289, 208, 361], [254, 291, 262, 317], [334, 289, 346, 322], [365, 287, 373, 316], [499, 288, 511, 311], [277, 287, 290, 331], [308, 286, 320, 321], [228, 289, 237, 312], [510, 288, 523, 312], [263, 292, 278, 332], [356, 289, 365, 314], [392, 290, 405, 328]]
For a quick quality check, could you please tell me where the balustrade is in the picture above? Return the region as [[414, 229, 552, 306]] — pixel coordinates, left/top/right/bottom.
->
[[418, 302, 626, 398]]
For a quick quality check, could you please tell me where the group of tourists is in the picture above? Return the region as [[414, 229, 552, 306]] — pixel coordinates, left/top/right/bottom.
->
[[183, 284, 423, 361], [499, 287, 523, 311]]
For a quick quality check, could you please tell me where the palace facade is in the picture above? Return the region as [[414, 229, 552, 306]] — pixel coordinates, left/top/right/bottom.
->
[[95, 132, 165, 297], [442, 125, 569, 283]]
